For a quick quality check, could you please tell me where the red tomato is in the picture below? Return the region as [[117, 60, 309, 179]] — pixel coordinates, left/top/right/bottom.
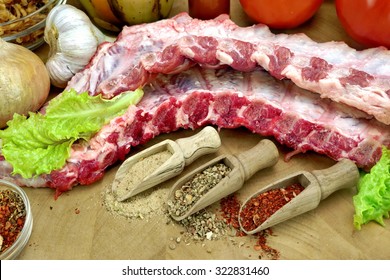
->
[[335, 0, 390, 48], [239, 0, 323, 29]]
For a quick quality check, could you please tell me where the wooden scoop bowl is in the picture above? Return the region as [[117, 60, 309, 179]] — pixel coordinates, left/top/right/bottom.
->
[[112, 126, 221, 201], [168, 139, 279, 221], [238, 159, 360, 234]]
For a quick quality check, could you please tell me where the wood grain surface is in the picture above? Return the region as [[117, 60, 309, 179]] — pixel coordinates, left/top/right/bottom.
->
[[20, 0, 389, 260]]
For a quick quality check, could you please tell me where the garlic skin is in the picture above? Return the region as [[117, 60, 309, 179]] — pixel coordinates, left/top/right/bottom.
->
[[44, 4, 106, 88]]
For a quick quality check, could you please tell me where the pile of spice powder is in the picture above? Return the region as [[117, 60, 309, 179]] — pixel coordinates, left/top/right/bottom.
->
[[220, 194, 280, 260], [0, 189, 26, 253], [167, 162, 231, 218], [103, 150, 174, 220], [114, 150, 172, 199], [239, 183, 305, 232], [103, 185, 171, 220]]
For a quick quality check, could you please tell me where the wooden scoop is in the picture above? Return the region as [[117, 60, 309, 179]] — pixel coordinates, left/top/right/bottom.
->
[[238, 159, 360, 234], [112, 126, 221, 201], [167, 139, 279, 221]]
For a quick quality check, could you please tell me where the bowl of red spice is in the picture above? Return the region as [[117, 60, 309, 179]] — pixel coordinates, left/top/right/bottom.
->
[[0, 179, 33, 260]]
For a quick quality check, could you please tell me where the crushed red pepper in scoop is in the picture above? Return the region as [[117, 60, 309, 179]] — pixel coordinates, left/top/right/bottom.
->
[[239, 183, 305, 232], [220, 194, 280, 260]]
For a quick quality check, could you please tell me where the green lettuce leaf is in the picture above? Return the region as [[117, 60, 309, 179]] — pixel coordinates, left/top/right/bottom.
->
[[0, 88, 143, 178], [353, 147, 390, 230]]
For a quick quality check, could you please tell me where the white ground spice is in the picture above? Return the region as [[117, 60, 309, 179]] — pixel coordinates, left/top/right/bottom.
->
[[103, 185, 171, 219], [103, 149, 173, 220], [114, 150, 173, 198]]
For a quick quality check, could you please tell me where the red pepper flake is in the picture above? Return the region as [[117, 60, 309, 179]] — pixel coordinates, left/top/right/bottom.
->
[[255, 228, 280, 260], [220, 194, 245, 236], [220, 194, 281, 260], [74, 208, 80, 214], [0, 189, 26, 254], [239, 183, 305, 232]]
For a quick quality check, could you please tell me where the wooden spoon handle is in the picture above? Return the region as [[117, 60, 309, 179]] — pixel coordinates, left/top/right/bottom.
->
[[175, 126, 221, 166], [312, 159, 359, 200], [236, 139, 279, 181]]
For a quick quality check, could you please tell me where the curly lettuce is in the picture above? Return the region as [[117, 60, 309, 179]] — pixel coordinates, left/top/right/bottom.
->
[[0, 88, 143, 178], [353, 147, 390, 230]]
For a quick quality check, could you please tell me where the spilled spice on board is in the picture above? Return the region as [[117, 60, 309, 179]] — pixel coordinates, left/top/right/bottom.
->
[[104, 183, 284, 259], [103, 150, 173, 220], [102, 150, 287, 259], [220, 194, 280, 260], [114, 150, 173, 199], [179, 209, 229, 242], [167, 162, 231, 218], [103, 184, 171, 220]]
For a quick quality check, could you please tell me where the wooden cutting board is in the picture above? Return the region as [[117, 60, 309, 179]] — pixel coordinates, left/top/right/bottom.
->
[[19, 0, 390, 260]]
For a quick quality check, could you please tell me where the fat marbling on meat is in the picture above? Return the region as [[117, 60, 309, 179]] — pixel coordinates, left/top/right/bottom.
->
[[1, 67, 388, 197], [68, 13, 390, 125]]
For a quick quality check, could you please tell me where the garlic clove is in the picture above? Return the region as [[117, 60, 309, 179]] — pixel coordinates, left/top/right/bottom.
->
[[46, 53, 79, 88]]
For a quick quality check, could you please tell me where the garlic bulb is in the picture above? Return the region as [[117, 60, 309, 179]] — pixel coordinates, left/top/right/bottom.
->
[[44, 4, 106, 88]]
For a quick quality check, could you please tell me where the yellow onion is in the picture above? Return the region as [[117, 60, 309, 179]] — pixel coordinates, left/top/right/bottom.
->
[[0, 39, 50, 128]]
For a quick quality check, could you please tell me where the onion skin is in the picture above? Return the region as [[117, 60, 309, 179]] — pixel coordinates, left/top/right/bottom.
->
[[0, 39, 50, 128]]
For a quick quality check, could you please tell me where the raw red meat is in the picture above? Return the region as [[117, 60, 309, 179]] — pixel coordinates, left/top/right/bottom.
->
[[1, 67, 388, 198], [68, 13, 390, 125]]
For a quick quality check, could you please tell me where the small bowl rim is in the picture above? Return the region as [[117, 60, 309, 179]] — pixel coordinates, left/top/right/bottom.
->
[[0, 0, 66, 50], [0, 179, 33, 260], [0, 0, 59, 27]]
